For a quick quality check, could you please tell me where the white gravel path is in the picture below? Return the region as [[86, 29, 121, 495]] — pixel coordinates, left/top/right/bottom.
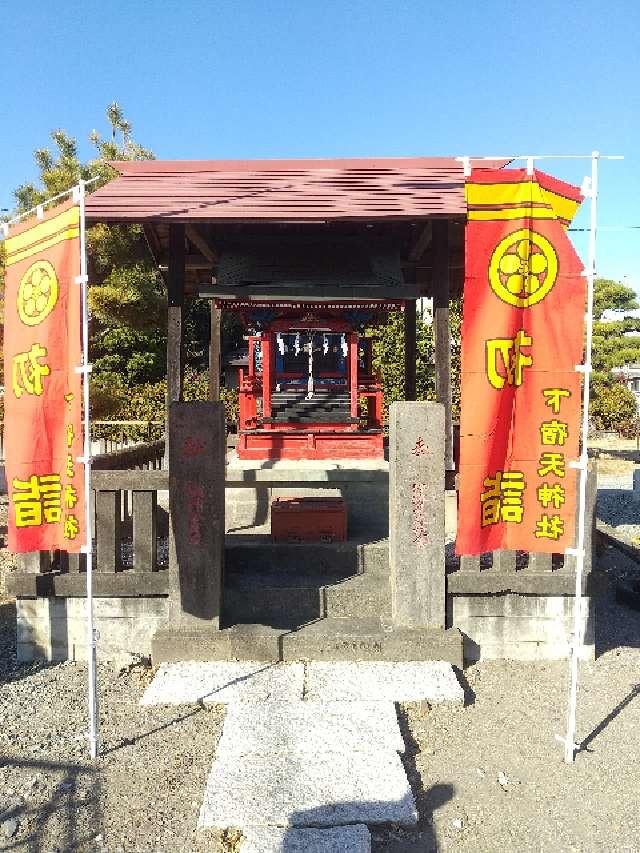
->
[[140, 661, 462, 846]]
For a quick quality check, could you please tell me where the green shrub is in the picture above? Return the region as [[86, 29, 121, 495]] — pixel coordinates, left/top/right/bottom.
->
[[590, 382, 638, 431]]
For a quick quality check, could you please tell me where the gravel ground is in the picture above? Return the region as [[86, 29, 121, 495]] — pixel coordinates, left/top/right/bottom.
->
[[370, 542, 640, 853], [0, 606, 227, 852], [597, 471, 639, 546], [1, 475, 640, 852]]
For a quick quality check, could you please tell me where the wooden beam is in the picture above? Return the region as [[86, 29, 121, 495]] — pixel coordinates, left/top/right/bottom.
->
[[159, 254, 214, 271], [196, 284, 425, 300], [432, 219, 453, 471], [409, 222, 432, 262], [143, 224, 167, 284], [404, 300, 417, 401], [186, 225, 217, 264]]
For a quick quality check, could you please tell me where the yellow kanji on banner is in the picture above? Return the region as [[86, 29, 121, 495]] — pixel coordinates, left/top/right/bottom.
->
[[3, 201, 85, 553]]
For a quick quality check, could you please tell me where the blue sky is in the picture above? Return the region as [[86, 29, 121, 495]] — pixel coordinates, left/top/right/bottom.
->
[[2, 0, 638, 291]]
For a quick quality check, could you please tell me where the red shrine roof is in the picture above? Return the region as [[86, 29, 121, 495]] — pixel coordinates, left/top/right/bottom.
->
[[85, 157, 508, 224]]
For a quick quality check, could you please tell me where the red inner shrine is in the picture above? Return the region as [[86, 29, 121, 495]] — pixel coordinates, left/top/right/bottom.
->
[[221, 301, 401, 460]]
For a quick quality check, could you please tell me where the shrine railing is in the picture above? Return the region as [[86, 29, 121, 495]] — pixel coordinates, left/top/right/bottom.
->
[[10, 469, 170, 597], [9, 460, 600, 602], [447, 460, 599, 595]]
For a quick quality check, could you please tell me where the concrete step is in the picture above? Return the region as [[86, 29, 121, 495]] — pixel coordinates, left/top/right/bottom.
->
[[223, 575, 391, 628], [223, 572, 391, 626], [225, 537, 390, 580], [223, 585, 323, 627]]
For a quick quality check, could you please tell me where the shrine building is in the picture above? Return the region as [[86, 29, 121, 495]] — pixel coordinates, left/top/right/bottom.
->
[[9, 156, 598, 667]]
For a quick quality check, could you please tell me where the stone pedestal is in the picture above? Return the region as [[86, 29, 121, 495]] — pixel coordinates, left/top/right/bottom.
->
[[166, 401, 225, 628], [389, 402, 445, 628]]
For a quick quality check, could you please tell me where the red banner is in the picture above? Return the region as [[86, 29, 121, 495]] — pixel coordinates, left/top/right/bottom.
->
[[456, 168, 585, 555], [3, 200, 85, 552]]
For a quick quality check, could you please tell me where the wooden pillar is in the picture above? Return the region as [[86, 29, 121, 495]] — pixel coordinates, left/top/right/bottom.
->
[[262, 334, 273, 422], [209, 303, 221, 401], [432, 219, 454, 471], [404, 300, 417, 401], [166, 224, 185, 449]]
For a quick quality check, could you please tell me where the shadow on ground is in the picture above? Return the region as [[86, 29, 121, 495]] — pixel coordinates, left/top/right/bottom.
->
[[0, 757, 102, 853]]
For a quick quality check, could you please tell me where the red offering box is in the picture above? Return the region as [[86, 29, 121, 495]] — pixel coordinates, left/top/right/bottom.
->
[[271, 497, 347, 543]]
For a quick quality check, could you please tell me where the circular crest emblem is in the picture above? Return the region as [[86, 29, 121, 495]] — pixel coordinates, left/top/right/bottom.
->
[[17, 260, 59, 326], [488, 229, 558, 308]]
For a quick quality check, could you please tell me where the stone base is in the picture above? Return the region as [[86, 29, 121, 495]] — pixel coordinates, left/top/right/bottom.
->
[[450, 593, 595, 662], [152, 619, 464, 667], [16, 596, 168, 662]]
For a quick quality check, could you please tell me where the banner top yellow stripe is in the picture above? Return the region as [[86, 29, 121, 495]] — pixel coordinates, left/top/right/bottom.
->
[[5, 206, 80, 259], [468, 207, 562, 222], [466, 183, 580, 224], [5, 227, 80, 267]]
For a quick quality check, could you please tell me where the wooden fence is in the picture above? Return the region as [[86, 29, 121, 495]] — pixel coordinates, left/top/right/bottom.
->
[[11, 448, 599, 602]]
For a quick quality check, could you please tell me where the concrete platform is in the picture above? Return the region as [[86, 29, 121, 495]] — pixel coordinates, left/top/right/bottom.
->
[[140, 661, 305, 705], [217, 701, 405, 757], [198, 748, 417, 828], [304, 661, 464, 704], [143, 661, 463, 707]]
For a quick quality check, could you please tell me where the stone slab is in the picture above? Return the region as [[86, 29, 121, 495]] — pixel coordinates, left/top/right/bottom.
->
[[140, 662, 305, 705], [464, 638, 595, 663], [454, 615, 589, 644], [389, 402, 445, 628], [304, 661, 463, 704], [447, 571, 603, 595], [451, 593, 585, 619], [226, 453, 389, 481], [198, 749, 417, 828], [217, 701, 404, 757], [240, 825, 371, 853], [280, 620, 463, 667], [8, 570, 169, 598]]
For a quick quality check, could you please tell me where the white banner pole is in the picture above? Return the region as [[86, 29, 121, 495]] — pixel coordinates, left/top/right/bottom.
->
[[74, 179, 99, 759], [560, 151, 599, 763]]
